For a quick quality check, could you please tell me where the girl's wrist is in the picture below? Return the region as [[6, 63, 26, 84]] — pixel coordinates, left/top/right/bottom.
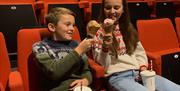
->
[[102, 47, 109, 52], [140, 65, 148, 71], [102, 43, 109, 52]]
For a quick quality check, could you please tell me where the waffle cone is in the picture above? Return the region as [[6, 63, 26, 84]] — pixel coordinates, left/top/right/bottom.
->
[[87, 20, 101, 37]]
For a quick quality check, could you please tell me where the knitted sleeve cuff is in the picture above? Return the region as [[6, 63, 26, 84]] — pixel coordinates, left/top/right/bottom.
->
[[140, 65, 148, 71]]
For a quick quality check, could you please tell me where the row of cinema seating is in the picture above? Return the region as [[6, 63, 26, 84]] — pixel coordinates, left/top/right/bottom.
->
[[0, 17, 180, 91], [0, 0, 180, 61], [0, 32, 23, 91], [80, 0, 180, 27], [0, 0, 88, 58]]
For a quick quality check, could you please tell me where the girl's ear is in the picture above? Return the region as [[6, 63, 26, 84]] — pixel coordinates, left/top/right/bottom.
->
[[48, 23, 56, 32]]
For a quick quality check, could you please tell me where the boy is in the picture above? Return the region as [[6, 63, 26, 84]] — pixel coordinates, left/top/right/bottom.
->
[[32, 7, 93, 91]]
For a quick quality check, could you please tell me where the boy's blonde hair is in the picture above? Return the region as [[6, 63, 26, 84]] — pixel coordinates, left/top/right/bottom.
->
[[45, 7, 75, 25]]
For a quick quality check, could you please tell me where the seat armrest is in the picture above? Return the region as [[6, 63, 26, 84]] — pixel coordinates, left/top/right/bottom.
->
[[88, 58, 107, 90], [88, 58, 105, 78], [9, 71, 24, 91], [0, 82, 4, 91], [146, 51, 162, 75], [146, 48, 180, 75], [146, 51, 160, 60]]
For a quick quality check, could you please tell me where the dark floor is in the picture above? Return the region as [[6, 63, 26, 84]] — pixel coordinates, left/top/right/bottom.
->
[[9, 54, 17, 70]]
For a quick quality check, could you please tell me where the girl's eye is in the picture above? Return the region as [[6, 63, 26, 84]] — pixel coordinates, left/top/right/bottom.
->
[[105, 5, 121, 10], [105, 6, 111, 10], [114, 6, 121, 10]]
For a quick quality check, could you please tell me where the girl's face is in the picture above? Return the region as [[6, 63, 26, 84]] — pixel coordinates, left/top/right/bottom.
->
[[104, 0, 123, 22], [49, 14, 75, 41]]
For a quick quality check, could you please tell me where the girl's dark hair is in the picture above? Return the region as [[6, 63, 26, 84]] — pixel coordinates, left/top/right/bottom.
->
[[99, 0, 139, 55]]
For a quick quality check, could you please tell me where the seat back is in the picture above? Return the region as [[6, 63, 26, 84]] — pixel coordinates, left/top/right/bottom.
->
[[41, 0, 86, 39], [156, 1, 176, 18], [175, 17, 180, 43], [80, 0, 101, 25], [155, 1, 176, 23], [174, 0, 180, 17], [17, 27, 80, 91], [44, 0, 78, 2], [137, 18, 179, 52], [0, 1, 38, 57], [128, 1, 152, 28], [91, 1, 101, 20], [0, 0, 34, 3], [0, 32, 11, 90]]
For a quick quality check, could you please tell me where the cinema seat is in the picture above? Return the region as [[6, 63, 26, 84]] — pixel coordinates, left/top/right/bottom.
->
[[80, 0, 101, 21], [38, 0, 88, 39], [128, 0, 152, 28], [155, 1, 176, 25], [0, 0, 39, 58], [0, 32, 23, 91], [137, 18, 180, 75], [17, 26, 104, 91]]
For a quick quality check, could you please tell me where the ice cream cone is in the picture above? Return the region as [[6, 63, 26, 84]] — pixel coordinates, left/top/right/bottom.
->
[[103, 18, 115, 34], [86, 20, 101, 38]]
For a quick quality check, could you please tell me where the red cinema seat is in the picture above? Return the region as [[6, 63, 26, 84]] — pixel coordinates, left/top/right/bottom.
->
[[38, 0, 88, 39], [17, 27, 104, 91], [0, 0, 39, 58], [137, 18, 180, 75], [0, 32, 23, 91]]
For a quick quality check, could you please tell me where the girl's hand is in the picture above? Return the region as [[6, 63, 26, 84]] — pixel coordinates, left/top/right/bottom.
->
[[140, 66, 148, 72], [103, 33, 113, 48]]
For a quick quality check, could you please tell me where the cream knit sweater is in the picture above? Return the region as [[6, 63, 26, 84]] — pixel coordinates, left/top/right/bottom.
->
[[94, 42, 148, 76]]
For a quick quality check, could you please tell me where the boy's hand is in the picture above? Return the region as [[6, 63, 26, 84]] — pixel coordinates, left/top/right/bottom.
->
[[75, 38, 94, 55], [69, 78, 89, 90]]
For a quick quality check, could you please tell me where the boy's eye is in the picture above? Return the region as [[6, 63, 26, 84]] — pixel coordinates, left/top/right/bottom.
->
[[64, 21, 75, 27], [65, 22, 71, 26]]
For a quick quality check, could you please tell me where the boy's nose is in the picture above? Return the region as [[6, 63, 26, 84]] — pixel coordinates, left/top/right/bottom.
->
[[69, 26, 75, 31]]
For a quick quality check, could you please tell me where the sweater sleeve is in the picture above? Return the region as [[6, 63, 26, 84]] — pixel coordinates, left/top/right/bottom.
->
[[93, 48, 111, 71], [80, 55, 92, 85], [32, 42, 82, 80], [134, 42, 148, 67]]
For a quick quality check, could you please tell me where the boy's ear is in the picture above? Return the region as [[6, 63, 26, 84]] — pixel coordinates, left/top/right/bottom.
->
[[48, 23, 56, 32]]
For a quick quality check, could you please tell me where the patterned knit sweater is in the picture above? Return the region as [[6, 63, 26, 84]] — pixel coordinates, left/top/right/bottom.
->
[[32, 38, 92, 91]]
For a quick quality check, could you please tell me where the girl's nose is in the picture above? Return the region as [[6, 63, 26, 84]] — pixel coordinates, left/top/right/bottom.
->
[[110, 8, 115, 14]]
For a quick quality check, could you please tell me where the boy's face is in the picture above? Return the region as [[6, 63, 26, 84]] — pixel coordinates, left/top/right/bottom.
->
[[104, 0, 123, 22], [49, 14, 75, 41]]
